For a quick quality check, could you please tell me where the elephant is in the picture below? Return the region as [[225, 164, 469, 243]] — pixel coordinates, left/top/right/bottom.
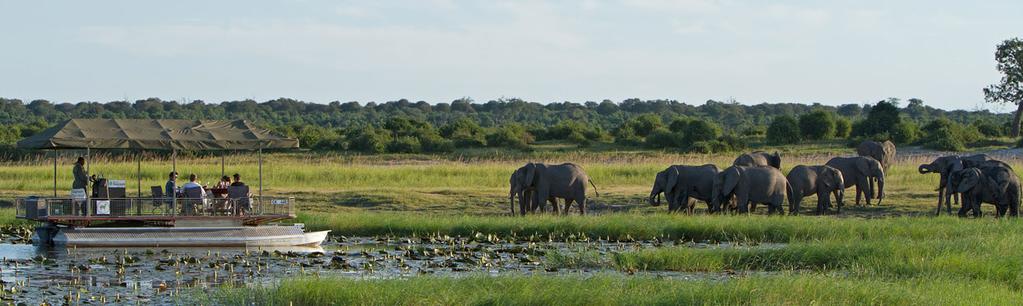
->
[[509, 162, 598, 216], [856, 141, 896, 170], [710, 166, 792, 214], [733, 151, 781, 169], [648, 164, 719, 214], [948, 165, 1020, 218], [825, 156, 885, 206], [918, 154, 991, 215], [786, 165, 845, 215]]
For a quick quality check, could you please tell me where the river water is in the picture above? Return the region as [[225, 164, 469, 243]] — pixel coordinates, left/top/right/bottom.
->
[[0, 233, 782, 305]]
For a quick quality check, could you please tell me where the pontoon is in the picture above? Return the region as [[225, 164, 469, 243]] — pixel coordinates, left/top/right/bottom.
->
[[13, 119, 329, 247]]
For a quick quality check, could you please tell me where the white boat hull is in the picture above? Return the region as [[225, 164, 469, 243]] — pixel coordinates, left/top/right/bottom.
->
[[42, 226, 330, 247]]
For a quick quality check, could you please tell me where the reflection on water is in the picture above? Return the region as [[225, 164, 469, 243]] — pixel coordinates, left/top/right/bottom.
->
[[0, 235, 783, 304]]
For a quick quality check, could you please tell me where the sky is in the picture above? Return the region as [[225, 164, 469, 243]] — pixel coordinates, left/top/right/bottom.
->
[[0, 1, 1020, 111]]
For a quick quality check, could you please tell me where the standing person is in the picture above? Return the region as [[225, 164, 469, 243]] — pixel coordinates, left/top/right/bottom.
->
[[165, 172, 178, 207], [72, 157, 91, 216]]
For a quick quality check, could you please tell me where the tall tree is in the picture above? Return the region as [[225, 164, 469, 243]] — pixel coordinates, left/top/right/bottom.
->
[[984, 38, 1023, 136]]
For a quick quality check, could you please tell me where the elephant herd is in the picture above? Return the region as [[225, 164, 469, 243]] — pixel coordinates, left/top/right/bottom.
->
[[509, 140, 1020, 218]]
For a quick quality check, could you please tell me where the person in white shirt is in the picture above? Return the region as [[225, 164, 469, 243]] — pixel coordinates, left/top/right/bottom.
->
[[182, 174, 206, 198]]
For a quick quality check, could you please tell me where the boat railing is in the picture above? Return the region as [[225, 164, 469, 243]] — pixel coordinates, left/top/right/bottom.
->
[[14, 196, 295, 220]]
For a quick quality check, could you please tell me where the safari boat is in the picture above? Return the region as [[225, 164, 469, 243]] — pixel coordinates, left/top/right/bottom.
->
[[13, 119, 329, 247]]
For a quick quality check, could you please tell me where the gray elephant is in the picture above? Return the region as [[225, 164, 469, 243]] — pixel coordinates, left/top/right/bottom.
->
[[648, 164, 719, 214], [710, 166, 791, 214], [509, 163, 598, 216], [733, 151, 781, 169], [856, 141, 896, 170], [918, 154, 991, 215], [786, 165, 845, 215], [948, 165, 1020, 218], [825, 156, 885, 206]]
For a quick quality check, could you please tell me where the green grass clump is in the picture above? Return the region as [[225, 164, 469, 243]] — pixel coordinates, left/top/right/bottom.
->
[[202, 274, 1023, 305]]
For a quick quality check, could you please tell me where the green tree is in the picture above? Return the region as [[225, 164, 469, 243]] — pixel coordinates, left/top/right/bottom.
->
[[834, 118, 852, 138], [766, 115, 801, 145], [683, 119, 720, 144], [440, 118, 486, 147], [984, 38, 1023, 136], [851, 100, 901, 138], [798, 111, 836, 140]]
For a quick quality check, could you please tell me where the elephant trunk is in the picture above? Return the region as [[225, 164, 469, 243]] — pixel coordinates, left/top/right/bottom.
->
[[918, 164, 933, 174], [649, 193, 662, 206], [509, 191, 515, 215]]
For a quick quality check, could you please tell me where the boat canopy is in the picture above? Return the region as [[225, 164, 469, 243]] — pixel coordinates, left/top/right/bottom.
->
[[17, 119, 299, 151]]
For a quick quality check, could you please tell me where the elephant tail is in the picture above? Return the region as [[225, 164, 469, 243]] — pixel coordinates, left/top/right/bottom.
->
[[589, 179, 600, 197]]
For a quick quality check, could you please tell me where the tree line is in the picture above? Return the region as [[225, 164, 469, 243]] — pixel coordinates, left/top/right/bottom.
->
[[0, 97, 1014, 155]]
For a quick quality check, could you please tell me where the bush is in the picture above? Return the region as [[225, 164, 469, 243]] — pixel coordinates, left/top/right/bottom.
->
[[348, 128, 391, 153], [798, 111, 836, 140], [683, 119, 720, 144], [920, 118, 981, 151], [834, 118, 852, 138], [645, 128, 684, 149], [851, 100, 901, 138], [420, 135, 455, 153], [387, 136, 422, 153], [614, 125, 645, 146], [687, 141, 714, 154], [717, 134, 748, 152], [890, 121, 919, 144], [486, 124, 533, 150], [440, 118, 486, 147], [621, 114, 664, 137], [766, 115, 801, 145], [668, 118, 691, 133], [973, 120, 1004, 138]]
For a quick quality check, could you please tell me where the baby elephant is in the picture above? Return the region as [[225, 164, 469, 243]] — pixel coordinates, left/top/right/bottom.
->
[[787, 165, 845, 215], [949, 166, 1021, 218]]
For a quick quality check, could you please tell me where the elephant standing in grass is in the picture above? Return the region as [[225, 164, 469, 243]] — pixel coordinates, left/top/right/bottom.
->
[[857, 141, 896, 170], [786, 165, 845, 215], [509, 163, 598, 216], [826, 156, 885, 206], [648, 164, 719, 214], [948, 165, 1020, 218], [711, 166, 791, 214], [733, 151, 781, 169], [918, 154, 991, 215]]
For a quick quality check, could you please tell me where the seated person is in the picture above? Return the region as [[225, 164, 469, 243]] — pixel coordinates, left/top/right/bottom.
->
[[216, 176, 231, 189], [230, 173, 246, 186], [182, 174, 206, 198]]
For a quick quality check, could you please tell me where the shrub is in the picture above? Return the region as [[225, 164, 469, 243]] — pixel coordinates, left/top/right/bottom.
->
[[798, 111, 836, 140], [687, 141, 714, 154], [834, 118, 852, 138], [717, 134, 748, 152], [622, 114, 664, 137], [683, 119, 720, 144], [973, 120, 1004, 138], [890, 121, 919, 144], [851, 100, 901, 138], [614, 125, 645, 146], [486, 124, 533, 150], [348, 127, 391, 154], [767, 115, 801, 145], [668, 118, 691, 133], [645, 128, 684, 149], [420, 135, 455, 153], [440, 118, 486, 147], [920, 118, 981, 151], [387, 136, 422, 153]]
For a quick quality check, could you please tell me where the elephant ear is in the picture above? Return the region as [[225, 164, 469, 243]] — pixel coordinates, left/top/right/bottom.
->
[[771, 152, 781, 168], [945, 157, 964, 174], [957, 170, 980, 193], [666, 167, 680, 194], [524, 163, 536, 186], [722, 167, 741, 197]]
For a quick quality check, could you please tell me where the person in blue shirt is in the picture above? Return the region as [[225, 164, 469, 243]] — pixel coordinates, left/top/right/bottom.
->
[[165, 172, 178, 207]]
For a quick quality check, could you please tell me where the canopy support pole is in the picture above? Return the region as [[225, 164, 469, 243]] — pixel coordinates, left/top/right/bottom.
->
[[258, 146, 263, 201], [52, 149, 57, 197], [172, 149, 177, 173], [137, 151, 142, 198], [221, 153, 225, 178]]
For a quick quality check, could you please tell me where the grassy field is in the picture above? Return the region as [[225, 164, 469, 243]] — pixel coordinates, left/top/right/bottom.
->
[[5, 144, 1023, 305]]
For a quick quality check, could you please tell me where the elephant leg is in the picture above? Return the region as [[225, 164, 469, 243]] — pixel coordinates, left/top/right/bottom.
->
[[864, 177, 874, 206], [677, 190, 689, 214], [869, 177, 877, 201], [579, 197, 587, 215], [854, 183, 862, 207], [935, 188, 944, 216], [957, 197, 970, 217], [736, 194, 750, 214]]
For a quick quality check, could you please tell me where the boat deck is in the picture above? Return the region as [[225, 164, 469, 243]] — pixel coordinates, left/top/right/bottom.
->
[[15, 196, 295, 226]]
